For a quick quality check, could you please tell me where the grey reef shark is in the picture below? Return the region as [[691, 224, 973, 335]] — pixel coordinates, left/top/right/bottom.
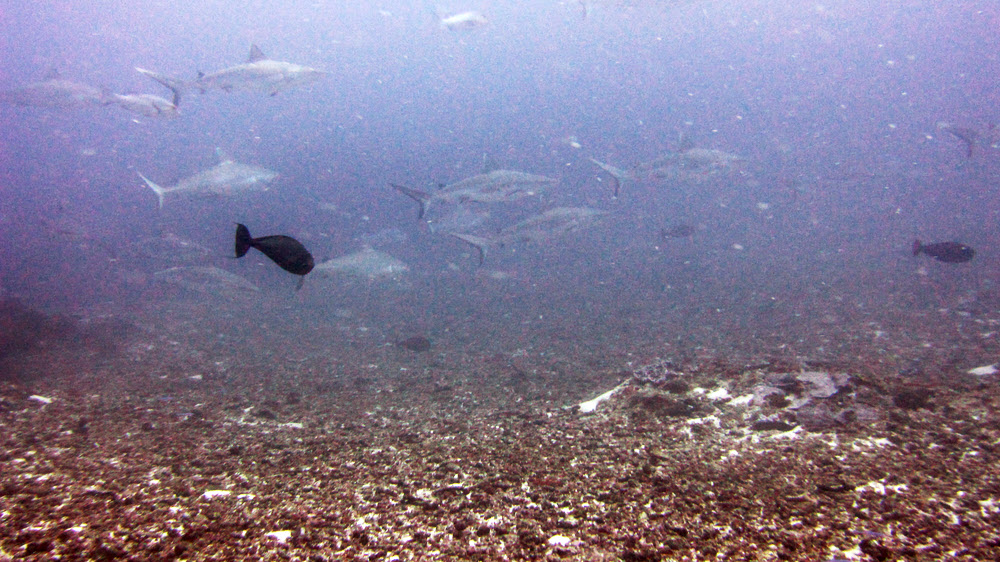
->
[[136, 44, 327, 97], [137, 149, 279, 209]]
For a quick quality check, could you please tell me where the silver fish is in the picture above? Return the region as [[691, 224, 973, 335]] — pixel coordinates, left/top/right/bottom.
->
[[314, 247, 410, 280], [137, 150, 278, 208], [392, 169, 557, 218], [0, 69, 107, 108], [111, 68, 183, 118], [440, 10, 488, 29], [108, 93, 178, 118], [426, 206, 490, 234], [154, 266, 259, 294], [449, 207, 607, 264], [592, 147, 744, 197], [138, 232, 212, 263]]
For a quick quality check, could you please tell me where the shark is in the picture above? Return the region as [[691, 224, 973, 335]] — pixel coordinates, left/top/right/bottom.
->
[[449, 207, 608, 264], [137, 149, 279, 208], [138, 45, 327, 97], [391, 169, 558, 218], [0, 69, 107, 108]]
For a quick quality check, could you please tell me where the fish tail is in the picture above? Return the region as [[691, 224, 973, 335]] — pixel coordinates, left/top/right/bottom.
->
[[138, 172, 166, 209], [912, 239, 922, 257], [235, 223, 253, 258], [135, 67, 187, 103], [98, 86, 117, 106], [448, 233, 489, 266], [589, 158, 629, 198], [390, 183, 431, 219]]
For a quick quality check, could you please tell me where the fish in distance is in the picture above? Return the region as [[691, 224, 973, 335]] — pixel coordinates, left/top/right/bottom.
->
[[912, 239, 975, 263]]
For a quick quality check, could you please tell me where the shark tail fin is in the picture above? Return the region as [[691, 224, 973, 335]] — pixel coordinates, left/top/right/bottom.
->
[[448, 233, 490, 266], [135, 67, 186, 106], [912, 239, 923, 257], [98, 86, 117, 106], [138, 172, 166, 209], [235, 223, 253, 258], [589, 158, 630, 198], [390, 183, 432, 219]]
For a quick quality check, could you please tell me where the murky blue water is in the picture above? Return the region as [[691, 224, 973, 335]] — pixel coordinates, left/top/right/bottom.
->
[[1, 1, 998, 363]]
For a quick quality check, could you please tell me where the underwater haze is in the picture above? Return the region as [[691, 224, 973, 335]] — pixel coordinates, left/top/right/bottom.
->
[[1, 1, 998, 329], [3, 1, 1000, 559]]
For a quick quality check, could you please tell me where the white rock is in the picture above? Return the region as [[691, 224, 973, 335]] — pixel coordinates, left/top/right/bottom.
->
[[265, 530, 293, 543], [968, 364, 998, 376], [856, 481, 907, 495], [706, 387, 730, 400], [727, 393, 755, 406], [577, 381, 628, 413], [548, 534, 572, 547], [28, 395, 53, 404], [201, 489, 232, 500]]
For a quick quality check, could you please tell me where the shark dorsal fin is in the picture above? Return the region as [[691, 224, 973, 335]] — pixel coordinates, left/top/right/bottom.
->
[[215, 147, 234, 163], [677, 131, 695, 152], [44, 68, 61, 81], [481, 153, 500, 173], [247, 44, 267, 63]]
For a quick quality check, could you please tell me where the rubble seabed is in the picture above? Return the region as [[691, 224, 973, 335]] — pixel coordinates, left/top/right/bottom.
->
[[1, 350, 1000, 561]]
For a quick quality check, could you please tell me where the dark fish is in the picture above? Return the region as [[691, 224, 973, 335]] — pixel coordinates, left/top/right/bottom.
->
[[235, 223, 315, 288], [661, 224, 695, 239], [396, 336, 432, 352], [912, 239, 975, 263]]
